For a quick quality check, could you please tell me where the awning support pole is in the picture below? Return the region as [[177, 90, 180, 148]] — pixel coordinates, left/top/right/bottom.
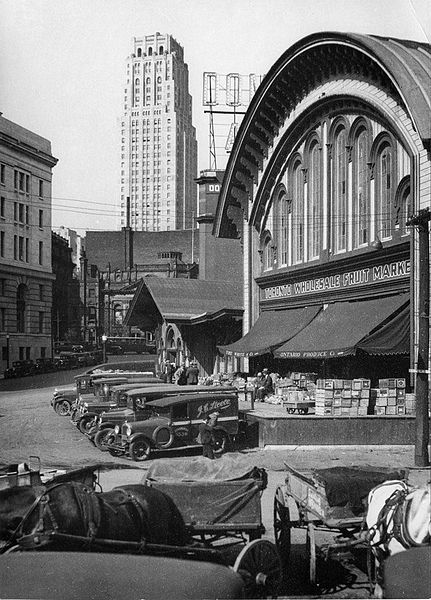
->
[[408, 208, 430, 467]]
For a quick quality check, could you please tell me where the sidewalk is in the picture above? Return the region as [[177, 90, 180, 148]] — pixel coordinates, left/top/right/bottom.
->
[[240, 444, 431, 488]]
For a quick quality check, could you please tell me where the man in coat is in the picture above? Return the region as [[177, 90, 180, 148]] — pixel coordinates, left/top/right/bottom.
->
[[256, 368, 274, 401], [186, 361, 199, 385], [198, 412, 219, 459]]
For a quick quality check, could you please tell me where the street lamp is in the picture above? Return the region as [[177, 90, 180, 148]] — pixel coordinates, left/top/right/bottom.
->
[[6, 334, 10, 369], [102, 334, 107, 363]]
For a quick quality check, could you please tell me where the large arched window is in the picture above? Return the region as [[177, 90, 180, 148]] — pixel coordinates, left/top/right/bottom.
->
[[292, 160, 304, 264], [308, 141, 321, 259], [332, 127, 348, 253], [261, 231, 274, 271], [395, 177, 411, 236], [353, 127, 370, 248], [16, 284, 27, 333], [376, 140, 394, 239], [275, 187, 288, 266]]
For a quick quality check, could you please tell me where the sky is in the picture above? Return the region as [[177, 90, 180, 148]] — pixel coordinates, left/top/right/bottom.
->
[[0, 0, 429, 234]]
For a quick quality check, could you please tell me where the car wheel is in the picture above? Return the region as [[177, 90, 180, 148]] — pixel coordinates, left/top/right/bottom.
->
[[93, 428, 114, 452], [213, 430, 229, 455], [54, 400, 71, 416], [129, 438, 151, 462], [78, 414, 97, 434]]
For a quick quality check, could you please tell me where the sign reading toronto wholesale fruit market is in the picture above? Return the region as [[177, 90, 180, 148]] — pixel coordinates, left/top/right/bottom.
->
[[262, 259, 410, 301]]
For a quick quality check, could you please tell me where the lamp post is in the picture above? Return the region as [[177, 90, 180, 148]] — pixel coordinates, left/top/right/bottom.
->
[[102, 334, 107, 363], [6, 334, 10, 369]]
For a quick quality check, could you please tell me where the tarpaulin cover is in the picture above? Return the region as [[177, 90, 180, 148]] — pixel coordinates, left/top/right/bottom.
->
[[145, 457, 266, 530], [219, 305, 321, 357], [357, 303, 410, 355], [275, 293, 409, 358], [144, 455, 266, 484], [313, 466, 408, 515], [148, 479, 263, 529]]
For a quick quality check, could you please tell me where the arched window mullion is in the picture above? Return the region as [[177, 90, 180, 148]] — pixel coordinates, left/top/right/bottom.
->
[[332, 127, 348, 254], [353, 127, 370, 248]]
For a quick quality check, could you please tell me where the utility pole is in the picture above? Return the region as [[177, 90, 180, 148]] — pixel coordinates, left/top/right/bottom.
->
[[407, 207, 430, 467]]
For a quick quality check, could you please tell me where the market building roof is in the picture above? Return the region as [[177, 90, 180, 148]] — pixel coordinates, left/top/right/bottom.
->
[[125, 277, 243, 328], [214, 32, 431, 238]]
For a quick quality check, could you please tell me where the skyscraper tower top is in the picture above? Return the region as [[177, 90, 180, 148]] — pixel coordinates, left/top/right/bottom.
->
[[130, 33, 184, 61], [119, 33, 197, 232]]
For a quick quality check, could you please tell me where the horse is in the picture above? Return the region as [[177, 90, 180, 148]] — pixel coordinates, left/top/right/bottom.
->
[[0, 481, 191, 553], [365, 480, 431, 598]]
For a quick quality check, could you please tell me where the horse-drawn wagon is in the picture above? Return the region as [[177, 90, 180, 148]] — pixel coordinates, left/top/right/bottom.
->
[[0, 458, 281, 598], [145, 456, 282, 598], [273, 463, 407, 588]]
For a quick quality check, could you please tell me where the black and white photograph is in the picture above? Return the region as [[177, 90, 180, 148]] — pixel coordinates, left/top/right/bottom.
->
[[0, 1, 430, 598]]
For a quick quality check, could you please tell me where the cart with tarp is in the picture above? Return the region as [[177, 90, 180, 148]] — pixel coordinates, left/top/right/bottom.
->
[[144, 455, 283, 598], [273, 463, 407, 588]]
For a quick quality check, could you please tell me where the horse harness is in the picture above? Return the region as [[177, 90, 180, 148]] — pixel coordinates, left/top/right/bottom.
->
[[9, 482, 102, 549], [8, 482, 150, 550], [367, 485, 429, 571]]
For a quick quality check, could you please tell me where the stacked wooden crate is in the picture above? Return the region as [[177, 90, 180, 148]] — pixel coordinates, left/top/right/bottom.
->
[[315, 378, 371, 416], [373, 378, 410, 415], [276, 373, 317, 408]]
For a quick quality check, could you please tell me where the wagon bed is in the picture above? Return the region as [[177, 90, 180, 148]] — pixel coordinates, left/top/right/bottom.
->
[[144, 456, 282, 597], [273, 463, 408, 587], [145, 456, 266, 538]]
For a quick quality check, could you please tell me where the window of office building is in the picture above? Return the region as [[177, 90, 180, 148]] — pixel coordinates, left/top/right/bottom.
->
[[16, 284, 27, 333]]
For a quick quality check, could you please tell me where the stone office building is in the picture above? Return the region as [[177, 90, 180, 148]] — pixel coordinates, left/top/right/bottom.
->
[[0, 114, 57, 369]]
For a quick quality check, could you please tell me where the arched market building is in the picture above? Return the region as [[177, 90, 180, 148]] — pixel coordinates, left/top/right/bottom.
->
[[215, 32, 430, 439]]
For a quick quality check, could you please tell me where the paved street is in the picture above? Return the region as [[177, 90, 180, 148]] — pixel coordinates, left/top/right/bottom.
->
[[1, 365, 429, 598]]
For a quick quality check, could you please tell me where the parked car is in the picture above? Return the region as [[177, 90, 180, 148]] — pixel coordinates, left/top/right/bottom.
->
[[50, 361, 157, 417], [34, 358, 56, 374], [4, 359, 36, 378], [93, 385, 238, 453], [106, 389, 241, 461], [0, 552, 245, 600], [106, 344, 124, 355], [74, 375, 160, 433]]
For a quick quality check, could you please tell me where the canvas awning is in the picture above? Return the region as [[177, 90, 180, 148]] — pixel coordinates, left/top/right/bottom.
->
[[274, 293, 409, 359], [357, 303, 410, 355], [219, 305, 322, 357]]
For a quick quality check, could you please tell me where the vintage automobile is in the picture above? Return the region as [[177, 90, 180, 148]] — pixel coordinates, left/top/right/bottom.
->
[[50, 360, 156, 416], [92, 385, 238, 452], [0, 552, 245, 600], [34, 357, 56, 373], [4, 359, 36, 378], [106, 389, 241, 461], [74, 375, 162, 433]]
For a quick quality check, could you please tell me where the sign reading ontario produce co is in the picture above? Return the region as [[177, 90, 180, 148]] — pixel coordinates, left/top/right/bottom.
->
[[262, 259, 410, 301]]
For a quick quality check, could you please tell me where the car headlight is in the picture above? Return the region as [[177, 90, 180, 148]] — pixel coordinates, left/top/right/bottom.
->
[[114, 425, 120, 434], [125, 424, 132, 437]]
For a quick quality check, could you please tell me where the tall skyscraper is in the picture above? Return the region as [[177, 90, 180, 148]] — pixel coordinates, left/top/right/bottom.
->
[[119, 33, 198, 231]]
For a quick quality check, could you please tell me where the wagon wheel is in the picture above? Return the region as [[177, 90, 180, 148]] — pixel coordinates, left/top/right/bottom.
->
[[306, 522, 317, 587], [233, 539, 282, 598], [273, 486, 291, 576], [297, 407, 309, 415], [286, 407, 295, 414]]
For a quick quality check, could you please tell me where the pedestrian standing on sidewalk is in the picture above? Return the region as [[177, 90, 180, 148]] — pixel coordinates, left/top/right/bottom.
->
[[174, 363, 187, 385], [198, 412, 219, 459], [164, 360, 173, 383], [186, 360, 199, 385]]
